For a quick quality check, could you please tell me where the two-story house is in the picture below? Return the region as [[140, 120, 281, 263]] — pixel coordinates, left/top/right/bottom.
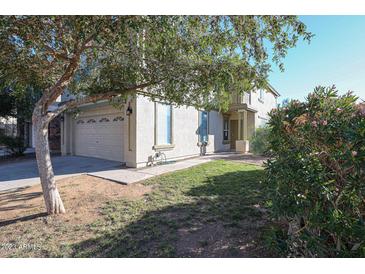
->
[[56, 86, 278, 168]]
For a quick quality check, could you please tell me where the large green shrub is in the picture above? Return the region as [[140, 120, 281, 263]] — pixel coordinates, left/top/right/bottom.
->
[[250, 126, 270, 155], [265, 86, 365, 257]]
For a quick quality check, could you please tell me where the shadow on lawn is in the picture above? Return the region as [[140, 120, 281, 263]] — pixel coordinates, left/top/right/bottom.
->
[[0, 187, 45, 227], [71, 168, 274, 258], [0, 187, 43, 212], [0, 212, 48, 227]]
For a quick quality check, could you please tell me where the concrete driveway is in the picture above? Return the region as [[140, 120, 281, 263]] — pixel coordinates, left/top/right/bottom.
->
[[0, 156, 122, 191]]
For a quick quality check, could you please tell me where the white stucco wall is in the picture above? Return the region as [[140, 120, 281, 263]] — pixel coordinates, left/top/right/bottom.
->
[[61, 89, 277, 167], [207, 110, 230, 153], [251, 88, 277, 128], [135, 95, 229, 167]]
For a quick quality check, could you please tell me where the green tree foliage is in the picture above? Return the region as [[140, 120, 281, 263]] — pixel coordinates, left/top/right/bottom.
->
[[0, 16, 311, 214], [265, 86, 365, 257], [0, 16, 312, 111], [0, 86, 41, 120]]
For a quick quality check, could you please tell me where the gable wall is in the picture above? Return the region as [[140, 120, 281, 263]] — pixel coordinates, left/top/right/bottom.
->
[[251, 89, 277, 127]]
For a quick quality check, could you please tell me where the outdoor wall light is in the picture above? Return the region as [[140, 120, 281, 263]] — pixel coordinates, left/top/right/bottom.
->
[[126, 102, 133, 116]]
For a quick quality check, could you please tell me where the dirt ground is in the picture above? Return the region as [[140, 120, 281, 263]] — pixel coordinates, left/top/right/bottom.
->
[[0, 175, 152, 257], [0, 175, 151, 222]]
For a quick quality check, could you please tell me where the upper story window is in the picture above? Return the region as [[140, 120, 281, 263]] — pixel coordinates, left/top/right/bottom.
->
[[259, 89, 265, 102], [246, 91, 252, 105], [155, 103, 173, 146], [198, 111, 209, 143]]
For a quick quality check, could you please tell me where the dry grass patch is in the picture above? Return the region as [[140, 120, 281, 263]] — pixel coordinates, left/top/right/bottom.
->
[[0, 175, 152, 257]]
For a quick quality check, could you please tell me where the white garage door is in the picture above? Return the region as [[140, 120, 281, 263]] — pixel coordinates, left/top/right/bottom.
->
[[73, 108, 125, 162]]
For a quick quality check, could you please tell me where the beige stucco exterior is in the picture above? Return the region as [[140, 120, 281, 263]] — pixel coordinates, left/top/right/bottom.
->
[[60, 87, 278, 167], [134, 96, 230, 167]]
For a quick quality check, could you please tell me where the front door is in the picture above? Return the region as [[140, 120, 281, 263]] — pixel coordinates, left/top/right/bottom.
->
[[230, 120, 238, 149]]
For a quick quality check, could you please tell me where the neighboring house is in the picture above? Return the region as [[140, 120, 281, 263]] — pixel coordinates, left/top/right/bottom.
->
[[58, 86, 279, 167], [0, 117, 17, 137]]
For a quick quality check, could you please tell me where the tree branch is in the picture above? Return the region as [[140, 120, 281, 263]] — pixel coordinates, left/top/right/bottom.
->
[[44, 45, 71, 61], [41, 54, 81, 112], [47, 81, 158, 120], [41, 32, 100, 113]]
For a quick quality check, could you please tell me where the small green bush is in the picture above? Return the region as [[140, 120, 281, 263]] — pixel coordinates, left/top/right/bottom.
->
[[265, 86, 365, 257], [250, 126, 270, 155], [0, 134, 27, 156]]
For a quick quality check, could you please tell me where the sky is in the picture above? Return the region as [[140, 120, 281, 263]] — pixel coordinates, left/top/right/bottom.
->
[[268, 15, 365, 103]]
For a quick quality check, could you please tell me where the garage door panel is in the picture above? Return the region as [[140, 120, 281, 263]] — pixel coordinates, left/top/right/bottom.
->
[[73, 110, 124, 162]]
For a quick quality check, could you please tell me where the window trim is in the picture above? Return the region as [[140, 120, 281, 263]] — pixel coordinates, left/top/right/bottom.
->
[[258, 89, 265, 103], [222, 115, 230, 144], [153, 102, 175, 150], [197, 110, 209, 145]]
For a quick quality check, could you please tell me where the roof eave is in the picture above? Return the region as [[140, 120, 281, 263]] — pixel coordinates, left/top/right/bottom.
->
[[267, 83, 280, 97]]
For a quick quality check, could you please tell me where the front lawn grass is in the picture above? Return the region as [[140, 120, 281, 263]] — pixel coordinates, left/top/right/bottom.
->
[[73, 160, 273, 257], [0, 160, 274, 257]]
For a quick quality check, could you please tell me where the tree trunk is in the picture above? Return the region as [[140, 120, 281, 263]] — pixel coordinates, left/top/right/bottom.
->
[[33, 107, 65, 214]]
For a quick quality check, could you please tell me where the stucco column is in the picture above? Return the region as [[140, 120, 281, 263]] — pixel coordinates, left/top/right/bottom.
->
[[243, 110, 248, 141], [235, 110, 249, 153], [238, 112, 242, 140]]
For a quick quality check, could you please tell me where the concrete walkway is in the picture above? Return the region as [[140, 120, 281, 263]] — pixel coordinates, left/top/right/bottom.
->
[[88, 152, 266, 184], [88, 157, 213, 184], [0, 152, 266, 191]]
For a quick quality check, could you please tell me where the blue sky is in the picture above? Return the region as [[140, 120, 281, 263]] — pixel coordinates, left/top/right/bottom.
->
[[268, 16, 365, 103]]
